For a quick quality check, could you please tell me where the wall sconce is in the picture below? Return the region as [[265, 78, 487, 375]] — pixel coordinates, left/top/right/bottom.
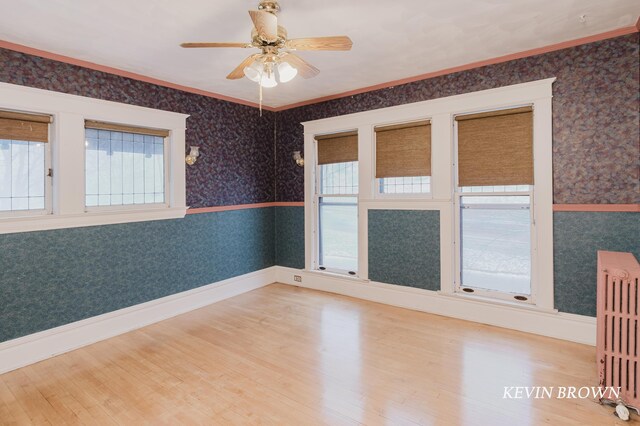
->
[[185, 146, 200, 165], [293, 151, 304, 167]]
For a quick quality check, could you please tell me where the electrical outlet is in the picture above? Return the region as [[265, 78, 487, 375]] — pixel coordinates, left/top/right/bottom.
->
[[294, 275, 302, 282]]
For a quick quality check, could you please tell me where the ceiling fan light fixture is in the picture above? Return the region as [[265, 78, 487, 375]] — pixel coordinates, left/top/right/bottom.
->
[[277, 61, 297, 83], [260, 72, 278, 88], [243, 61, 264, 82]]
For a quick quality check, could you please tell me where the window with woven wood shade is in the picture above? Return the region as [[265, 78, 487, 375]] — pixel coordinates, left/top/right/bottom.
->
[[316, 131, 358, 165], [84, 120, 170, 138], [375, 120, 431, 178], [456, 106, 533, 187], [0, 110, 51, 143]]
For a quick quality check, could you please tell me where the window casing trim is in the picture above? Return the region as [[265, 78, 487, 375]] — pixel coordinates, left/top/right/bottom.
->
[[0, 82, 189, 234], [312, 134, 360, 276], [302, 78, 555, 311]]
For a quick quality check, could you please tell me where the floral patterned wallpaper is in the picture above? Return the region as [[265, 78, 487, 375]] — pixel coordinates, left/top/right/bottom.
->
[[275, 33, 639, 204], [0, 48, 276, 208], [1, 33, 638, 207]]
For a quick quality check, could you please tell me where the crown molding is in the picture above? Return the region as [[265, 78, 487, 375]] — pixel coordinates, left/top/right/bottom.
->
[[273, 24, 640, 111], [0, 39, 276, 112], [1, 21, 638, 111]]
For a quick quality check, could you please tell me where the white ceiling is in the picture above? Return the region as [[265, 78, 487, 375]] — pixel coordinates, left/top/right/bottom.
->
[[1, 0, 638, 108]]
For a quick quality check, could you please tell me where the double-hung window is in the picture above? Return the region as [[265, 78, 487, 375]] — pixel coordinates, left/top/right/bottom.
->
[[84, 121, 168, 209], [315, 131, 359, 275], [0, 110, 51, 215], [454, 106, 535, 303], [375, 120, 431, 195]]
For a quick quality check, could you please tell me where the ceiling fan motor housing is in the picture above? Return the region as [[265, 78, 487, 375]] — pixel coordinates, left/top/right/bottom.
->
[[251, 27, 287, 49]]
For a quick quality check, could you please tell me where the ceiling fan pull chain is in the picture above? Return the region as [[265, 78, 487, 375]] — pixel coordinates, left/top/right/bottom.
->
[[259, 78, 263, 116]]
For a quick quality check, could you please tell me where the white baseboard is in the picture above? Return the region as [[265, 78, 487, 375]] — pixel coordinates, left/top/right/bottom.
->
[[0, 267, 276, 374], [0, 264, 596, 375], [275, 266, 596, 346]]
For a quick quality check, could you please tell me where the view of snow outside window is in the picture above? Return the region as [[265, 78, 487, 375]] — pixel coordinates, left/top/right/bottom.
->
[[460, 191, 531, 295]]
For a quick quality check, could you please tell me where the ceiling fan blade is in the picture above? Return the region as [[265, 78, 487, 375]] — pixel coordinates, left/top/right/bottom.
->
[[181, 42, 251, 48], [285, 36, 353, 51], [248, 10, 278, 43], [227, 54, 259, 80], [281, 53, 319, 79]]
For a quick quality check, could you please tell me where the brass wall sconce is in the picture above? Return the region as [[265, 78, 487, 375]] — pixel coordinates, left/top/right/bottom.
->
[[185, 146, 200, 165], [293, 151, 304, 167]]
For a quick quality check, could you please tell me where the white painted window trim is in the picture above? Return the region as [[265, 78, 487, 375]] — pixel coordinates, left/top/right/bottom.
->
[[309, 129, 361, 277], [302, 78, 556, 312], [0, 82, 189, 234]]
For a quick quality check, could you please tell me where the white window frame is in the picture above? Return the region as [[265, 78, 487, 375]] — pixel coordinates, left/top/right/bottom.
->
[[302, 78, 555, 311], [453, 185, 536, 304], [0, 82, 188, 234], [313, 135, 359, 276]]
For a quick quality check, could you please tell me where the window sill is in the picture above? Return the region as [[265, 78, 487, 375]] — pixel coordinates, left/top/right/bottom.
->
[[0, 206, 187, 235], [303, 269, 369, 283], [436, 290, 557, 314]]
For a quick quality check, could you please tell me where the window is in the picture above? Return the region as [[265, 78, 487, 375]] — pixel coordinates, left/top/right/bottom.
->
[[0, 110, 51, 215], [85, 121, 168, 208], [460, 192, 532, 295], [315, 131, 358, 275], [0, 82, 188, 234], [375, 120, 431, 195], [454, 106, 535, 302], [378, 176, 431, 194], [303, 78, 555, 312]]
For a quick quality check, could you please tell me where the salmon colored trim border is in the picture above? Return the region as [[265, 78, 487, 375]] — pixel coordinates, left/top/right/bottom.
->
[[272, 24, 640, 111], [553, 204, 640, 212], [188, 202, 638, 214], [186, 201, 304, 214], [0, 40, 276, 112], [1, 22, 638, 112]]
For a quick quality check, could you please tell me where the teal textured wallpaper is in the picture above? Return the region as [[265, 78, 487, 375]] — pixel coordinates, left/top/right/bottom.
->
[[275, 208, 639, 318], [275, 206, 305, 269], [0, 208, 275, 342], [2, 206, 635, 343], [553, 211, 639, 317], [368, 209, 441, 290]]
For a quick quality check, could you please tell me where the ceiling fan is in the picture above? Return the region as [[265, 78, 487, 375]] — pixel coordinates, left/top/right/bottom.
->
[[180, 0, 353, 90]]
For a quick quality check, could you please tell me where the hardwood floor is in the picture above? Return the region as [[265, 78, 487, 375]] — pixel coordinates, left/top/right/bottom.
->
[[0, 284, 626, 425]]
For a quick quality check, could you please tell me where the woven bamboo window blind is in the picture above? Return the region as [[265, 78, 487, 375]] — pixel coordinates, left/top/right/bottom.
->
[[316, 131, 358, 165], [374, 120, 431, 178], [456, 106, 533, 187], [0, 110, 52, 143], [84, 120, 170, 138]]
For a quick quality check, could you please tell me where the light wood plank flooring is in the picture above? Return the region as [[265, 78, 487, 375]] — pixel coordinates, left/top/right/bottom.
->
[[0, 284, 627, 425]]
